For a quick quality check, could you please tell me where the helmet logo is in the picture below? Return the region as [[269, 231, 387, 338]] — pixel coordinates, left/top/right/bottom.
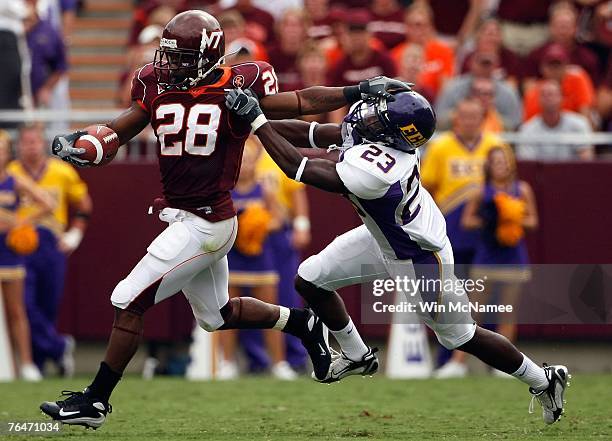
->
[[160, 38, 177, 49], [400, 123, 427, 147], [201, 29, 223, 50]]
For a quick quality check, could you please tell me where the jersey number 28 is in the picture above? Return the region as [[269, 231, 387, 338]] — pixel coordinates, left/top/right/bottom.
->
[[155, 103, 221, 156]]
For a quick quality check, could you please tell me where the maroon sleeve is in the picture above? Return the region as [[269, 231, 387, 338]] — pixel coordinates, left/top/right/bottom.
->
[[234, 61, 279, 99], [130, 63, 155, 113]]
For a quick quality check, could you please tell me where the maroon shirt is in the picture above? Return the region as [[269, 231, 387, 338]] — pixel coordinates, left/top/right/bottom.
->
[[267, 45, 301, 92], [131, 61, 278, 222], [526, 42, 602, 84], [368, 8, 406, 49], [328, 49, 397, 86]]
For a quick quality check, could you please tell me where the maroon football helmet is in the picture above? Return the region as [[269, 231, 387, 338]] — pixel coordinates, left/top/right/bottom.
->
[[154, 10, 225, 90]]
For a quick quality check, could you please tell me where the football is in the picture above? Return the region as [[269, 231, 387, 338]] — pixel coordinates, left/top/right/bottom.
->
[[74, 125, 120, 166]]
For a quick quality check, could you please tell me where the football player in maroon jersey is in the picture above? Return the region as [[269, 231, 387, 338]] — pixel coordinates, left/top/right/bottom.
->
[[41, 10, 411, 429]]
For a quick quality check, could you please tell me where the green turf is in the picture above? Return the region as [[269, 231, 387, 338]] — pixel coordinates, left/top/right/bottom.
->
[[0, 374, 610, 441]]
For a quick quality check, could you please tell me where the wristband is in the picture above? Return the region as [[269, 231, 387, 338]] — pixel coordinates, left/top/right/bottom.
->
[[308, 121, 320, 148], [294, 157, 308, 182], [343, 85, 361, 103], [61, 227, 84, 251], [250, 114, 268, 132], [293, 215, 311, 232]]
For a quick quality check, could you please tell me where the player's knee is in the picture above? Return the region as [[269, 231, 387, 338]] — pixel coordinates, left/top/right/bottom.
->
[[295, 274, 333, 306], [216, 298, 240, 331], [112, 307, 143, 335], [431, 323, 477, 350], [110, 278, 139, 310]]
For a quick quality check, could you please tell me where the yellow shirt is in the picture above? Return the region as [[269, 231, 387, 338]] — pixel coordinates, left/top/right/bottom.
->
[[8, 158, 88, 236], [256, 151, 303, 219], [421, 131, 505, 214]]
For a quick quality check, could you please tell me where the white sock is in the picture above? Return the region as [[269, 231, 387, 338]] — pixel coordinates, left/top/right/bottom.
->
[[330, 319, 368, 361], [511, 353, 549, 391]]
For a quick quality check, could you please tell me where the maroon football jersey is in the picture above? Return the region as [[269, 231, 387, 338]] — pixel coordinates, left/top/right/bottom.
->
[[131, 61, 279, 222]]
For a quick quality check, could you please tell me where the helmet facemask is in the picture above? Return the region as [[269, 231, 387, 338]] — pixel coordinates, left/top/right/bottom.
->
[[344, 98, 388, 145], [154, 47, 217, 91]]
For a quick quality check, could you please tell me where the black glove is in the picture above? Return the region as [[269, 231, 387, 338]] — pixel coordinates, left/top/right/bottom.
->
[[344, 76, 414, 102], [51, 130, 91, 167], [225, 88, 263, 124]]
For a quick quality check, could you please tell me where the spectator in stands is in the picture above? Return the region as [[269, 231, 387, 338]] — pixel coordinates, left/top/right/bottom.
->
[[526, 2, 602, 85], [0, 130, 53, 381], [470, 77, 506, 133], [220, 138, 297, 380], [219, 0, 300, 20], [421, 98, 505, 273], [24, 3, 68, 108], [267, 9, 307, 92], [327, 9, 396, 121], [426, 0, 488, 46], [396, 44, 435, 103], [460, 18, 523, 84], [127, 0, 194, 47], [296, 42, 329, 121], [391, 3, 455, 98], [368, 0, 406, 49], [438, 146, 538, 378], [421, 98, 507, 376], [0, 0, 30, 124], [223, 0, 276, 44], [304, 0, 333, 40], [523, 43, 595, 122], [435, 50, 523, 130], [518, 80, 595, 161], [219, 10, 268, 63], [495, 0, 554, 55], [9, 124, 93, 376]]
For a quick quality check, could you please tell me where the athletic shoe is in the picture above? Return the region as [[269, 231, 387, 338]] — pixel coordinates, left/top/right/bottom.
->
[[58, 335, 75, 378], [300, 310, 332, 381], [216, 360, 239, 380], [142, 357, 159, 380], [433, 361, 468, 379], [40, 389, 111, 429], [20, 363, 42, 382], [271, 361, 298, 380], [314, 347, 379, 383], [529, 364, 570, 424]]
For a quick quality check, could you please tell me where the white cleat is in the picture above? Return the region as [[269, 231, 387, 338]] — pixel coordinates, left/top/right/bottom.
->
[[433, 361, 468, 379], [20, 363, 42, 382], [216, 360, 239, 380], [313, 347, 378, 383], [271, 361, 298, 381], [529, 364, 570, 424]]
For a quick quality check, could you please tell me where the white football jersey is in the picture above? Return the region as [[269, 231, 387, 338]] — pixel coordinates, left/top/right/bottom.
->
[[335, 142, 447, 260]]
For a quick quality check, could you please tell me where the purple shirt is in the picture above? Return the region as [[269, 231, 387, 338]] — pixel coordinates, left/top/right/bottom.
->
[[26, 19, 67, 96]]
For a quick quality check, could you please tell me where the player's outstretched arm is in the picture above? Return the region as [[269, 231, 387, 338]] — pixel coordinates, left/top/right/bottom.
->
[[260, 76, 413, 118], [51, 102, 149, 167], [268, 120, 342, 148], [226, 89, 347, 194]]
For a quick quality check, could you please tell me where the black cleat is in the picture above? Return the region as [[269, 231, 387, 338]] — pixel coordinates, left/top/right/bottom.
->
[[40, 389, 111, 429], [300, 310, 332, 381], [314, 347, 379, 383], [529, 364, 570, 424]]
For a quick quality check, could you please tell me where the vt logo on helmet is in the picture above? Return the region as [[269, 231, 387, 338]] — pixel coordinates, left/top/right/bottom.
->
[[345, 91, 436, 152], [154, 10, 226, 90]]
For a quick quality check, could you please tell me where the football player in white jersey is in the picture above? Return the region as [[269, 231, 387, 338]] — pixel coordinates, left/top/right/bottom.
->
[[226, 87, 570, 425]]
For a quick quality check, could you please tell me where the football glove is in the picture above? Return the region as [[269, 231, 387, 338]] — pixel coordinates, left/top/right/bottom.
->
[[225, 88, 263, 124], [51, 130, 90, 167], [359, 76, 414, 101]]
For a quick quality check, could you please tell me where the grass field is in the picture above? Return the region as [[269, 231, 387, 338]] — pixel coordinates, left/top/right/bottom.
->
[[1, 374, 611, 440]]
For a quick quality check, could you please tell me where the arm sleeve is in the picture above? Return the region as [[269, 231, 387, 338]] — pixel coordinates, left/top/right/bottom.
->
[[247, 61, 278, 99], [130, 67, 149, 113]]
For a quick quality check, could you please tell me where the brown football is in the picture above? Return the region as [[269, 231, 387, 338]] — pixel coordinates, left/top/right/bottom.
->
[[74, 125, 120, 166]]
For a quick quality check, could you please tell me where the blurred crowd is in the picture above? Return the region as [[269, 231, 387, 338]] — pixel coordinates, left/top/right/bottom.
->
[[120, 0, 612, 158]]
